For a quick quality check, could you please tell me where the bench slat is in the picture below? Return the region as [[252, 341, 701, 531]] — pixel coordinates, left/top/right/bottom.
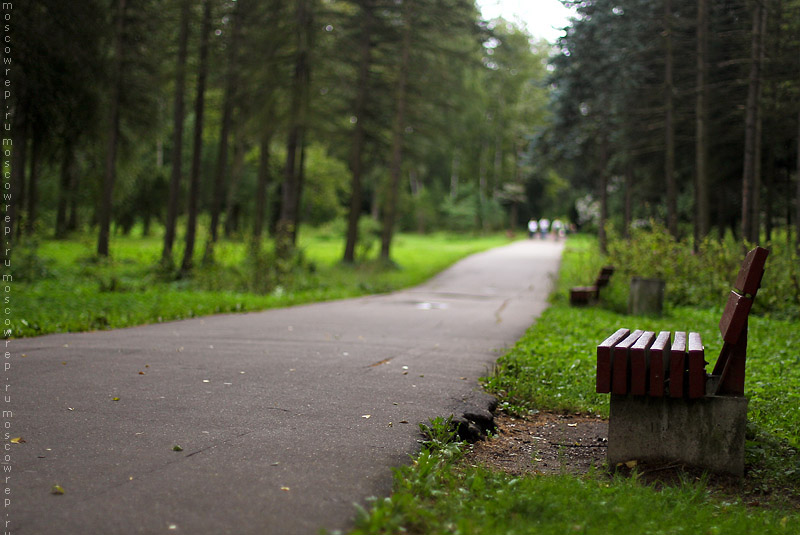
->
[[612, 330, 644, 395], [596, 328, 630, 393], [687, 332, 706, 399], [669, 332, 687, 398], [630, 331, 655, 396], [648, 331, 671, 397]]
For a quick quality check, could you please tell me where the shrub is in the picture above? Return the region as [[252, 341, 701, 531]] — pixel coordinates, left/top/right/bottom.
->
[[604, 223, 799, 319]]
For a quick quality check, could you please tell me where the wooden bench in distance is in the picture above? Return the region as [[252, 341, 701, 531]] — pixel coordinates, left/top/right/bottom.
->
[[594, 246, 769, 475], [570, 266, 615, 305]]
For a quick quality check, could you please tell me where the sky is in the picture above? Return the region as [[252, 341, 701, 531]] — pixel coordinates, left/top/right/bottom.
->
[[476, 0, 574, 43]]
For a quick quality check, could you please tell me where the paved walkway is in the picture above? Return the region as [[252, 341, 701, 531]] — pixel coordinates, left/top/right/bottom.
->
[[12, 239, 563, 534]]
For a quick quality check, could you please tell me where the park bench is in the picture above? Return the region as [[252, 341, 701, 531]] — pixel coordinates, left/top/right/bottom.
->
[[570, 266, 615, 305], [595, 246, 769, 475]]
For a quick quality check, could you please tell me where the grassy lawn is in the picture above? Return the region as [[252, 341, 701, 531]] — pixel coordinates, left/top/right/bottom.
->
[[11, 229, 514, 338], [346, 235, 800, 534]]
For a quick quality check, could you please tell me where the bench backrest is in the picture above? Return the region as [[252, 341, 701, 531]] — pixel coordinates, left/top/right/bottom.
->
[[596, 266, 615, 289], [718, 247, 769, 345], [712, 246, 769, 396]]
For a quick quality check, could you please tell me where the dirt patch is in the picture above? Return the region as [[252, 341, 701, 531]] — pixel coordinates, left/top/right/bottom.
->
[[466, 411, 608, 475], [465, 411, 800, 510]]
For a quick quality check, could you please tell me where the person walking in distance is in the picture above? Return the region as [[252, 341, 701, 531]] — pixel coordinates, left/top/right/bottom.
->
[[538, 217, 550, 239], [527, 218, 538, 239]]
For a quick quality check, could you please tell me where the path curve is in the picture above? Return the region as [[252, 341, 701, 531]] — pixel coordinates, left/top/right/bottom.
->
[[12, 239, 563, 534]]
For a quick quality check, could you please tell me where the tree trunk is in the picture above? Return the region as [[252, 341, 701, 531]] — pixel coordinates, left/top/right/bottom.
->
[[493, 128, 503, 194], [664, 0, 677, 238], [205, 0, 242, 263], [478, 140, 488, 229], [163, 0, 191, 263], [380, 1, 412, 262], [695, 0, 710, 245], [344, 2, 373, 264], [450, 152, 459, 199], [97, 0, 127, 257], [598, 133, 609, 254], [253, 129, 273, 242], [796, 106, 800, 254], [751, 3, 768, 243], [624, 163, 633, 239], [25, 131, 41, 236], [55, 143, 73, 239], [181, 0, 211, 275], [741, 1, 766, 244], [9, 109, 27, 244], [67, 159, 80, 232], [224, 132, 247, 238], [277, 0, 313, 259]]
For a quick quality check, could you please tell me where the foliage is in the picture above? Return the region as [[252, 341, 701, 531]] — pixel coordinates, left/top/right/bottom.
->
[[543, 0, 800, 242], [601, 222, 800, 319]]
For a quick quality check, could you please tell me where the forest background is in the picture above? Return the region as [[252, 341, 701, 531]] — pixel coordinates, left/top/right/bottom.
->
[[4, 0, 800, 323]]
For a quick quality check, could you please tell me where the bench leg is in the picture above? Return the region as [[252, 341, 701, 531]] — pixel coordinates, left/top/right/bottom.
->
[[712, 329, 747, 396], [607, 394, 747, 476]]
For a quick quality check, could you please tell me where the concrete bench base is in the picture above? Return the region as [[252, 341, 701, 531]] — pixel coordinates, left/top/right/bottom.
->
[[608, 394, 747, 476]]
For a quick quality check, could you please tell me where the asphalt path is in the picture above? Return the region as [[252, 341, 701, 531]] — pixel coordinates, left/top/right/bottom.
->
[[11, 238, 563, 534]]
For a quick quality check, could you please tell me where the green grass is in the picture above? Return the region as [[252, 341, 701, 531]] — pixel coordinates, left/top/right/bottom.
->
[[346, 235, 800, 534], [351, 455, 795, 534], [10, 229, 514, 337]]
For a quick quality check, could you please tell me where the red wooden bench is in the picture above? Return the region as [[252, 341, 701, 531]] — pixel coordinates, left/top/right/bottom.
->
[[596, 246, 768, 399], [570, 266, 614, 305], [596, 246, 769, 475]]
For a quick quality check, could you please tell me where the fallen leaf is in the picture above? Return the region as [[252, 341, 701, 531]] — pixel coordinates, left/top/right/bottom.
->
[[10, 437, 24, 444], [567, 423, 578, 427], [173, 445, 183, 452], [51, 485, 65, 495], [280, 486, 290, 492], [202, 380, 210, 383], [625, 460, 638, 469], [138, 371, 145, 375], [399, 420, 409, 424], [62, 362, 67, 365], [112, 397, 120, 401], [362, 415, 371, 419]]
